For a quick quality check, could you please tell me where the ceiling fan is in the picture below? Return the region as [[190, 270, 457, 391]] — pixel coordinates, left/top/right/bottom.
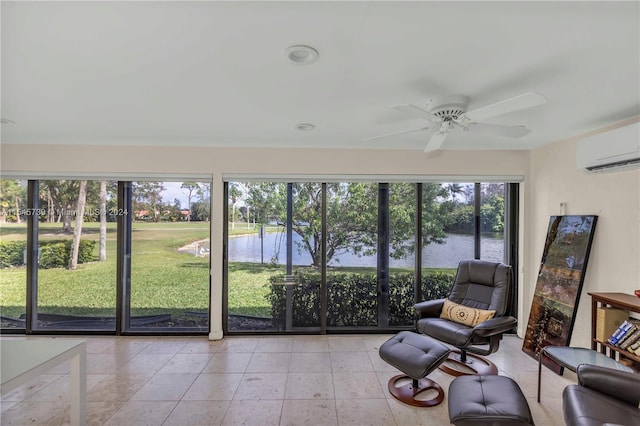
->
[[365, 92, 547, 152]]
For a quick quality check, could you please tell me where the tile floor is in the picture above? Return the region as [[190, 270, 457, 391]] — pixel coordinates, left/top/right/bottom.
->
[[1, 334, 571, 425]]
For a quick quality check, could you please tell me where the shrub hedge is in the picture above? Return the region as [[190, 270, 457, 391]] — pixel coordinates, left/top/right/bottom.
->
[[267, 269, 455, 329], [0, 239, 96, 269]]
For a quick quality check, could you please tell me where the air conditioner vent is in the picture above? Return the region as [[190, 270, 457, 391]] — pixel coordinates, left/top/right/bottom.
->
[[585, 157, 640, 172], [577, 121, 640, 173]]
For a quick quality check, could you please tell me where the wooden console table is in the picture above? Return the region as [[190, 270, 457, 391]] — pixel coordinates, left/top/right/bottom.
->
[[1, 339, 86, 425], [588, 292, 640, 367]]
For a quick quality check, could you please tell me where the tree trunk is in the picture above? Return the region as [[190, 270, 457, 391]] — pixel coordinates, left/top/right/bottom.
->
[[99, 180, 107, 261], [69, 181, 88, 270], [14, 196, 21, 224]]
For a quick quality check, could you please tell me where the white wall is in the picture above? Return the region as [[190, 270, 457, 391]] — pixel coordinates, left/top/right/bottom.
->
[[525, 118, 640, 347]]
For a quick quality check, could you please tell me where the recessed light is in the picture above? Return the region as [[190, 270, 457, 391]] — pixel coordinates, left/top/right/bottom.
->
[[295, 123, 316, 131], [285, 45, 319, 65]]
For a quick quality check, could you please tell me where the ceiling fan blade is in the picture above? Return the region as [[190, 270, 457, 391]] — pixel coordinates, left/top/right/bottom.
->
[[424, 130, 448, 152], [460, 92, 547, 122], [392, 104, 441, 123], [363, 126, 430, 142], [463, 122, 531, 138]]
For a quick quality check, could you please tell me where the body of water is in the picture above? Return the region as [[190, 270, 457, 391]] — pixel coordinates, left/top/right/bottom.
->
[[228, 231, 504, 268]]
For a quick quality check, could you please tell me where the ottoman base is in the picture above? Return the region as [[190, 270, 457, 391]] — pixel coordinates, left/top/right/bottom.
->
[[439, 349, 499, 377], [388, 375, 445, 407], [379, 331, 451, 408]]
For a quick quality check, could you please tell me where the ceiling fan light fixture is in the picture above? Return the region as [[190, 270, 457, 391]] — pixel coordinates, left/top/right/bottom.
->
[[285, 45, 319, 64], [295, 123, 316, 131]]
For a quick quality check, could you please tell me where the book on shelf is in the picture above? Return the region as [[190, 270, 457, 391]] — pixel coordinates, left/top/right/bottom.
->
[[619, 328, 640, 349], [609, 320, 633, 345], [628, 339, 640, 353], [615, 325, 638, 347]]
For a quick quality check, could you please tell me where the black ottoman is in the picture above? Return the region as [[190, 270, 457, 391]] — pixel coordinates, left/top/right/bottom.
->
[[448, 375, 535, 425], [378, 331, 451, 407]]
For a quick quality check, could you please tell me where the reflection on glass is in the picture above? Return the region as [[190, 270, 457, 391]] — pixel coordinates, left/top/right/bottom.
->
[[0, 179, 28, 329], [481, 183, 506, 263], [129, 181, 210, 330], [35, 180, 118, 330]]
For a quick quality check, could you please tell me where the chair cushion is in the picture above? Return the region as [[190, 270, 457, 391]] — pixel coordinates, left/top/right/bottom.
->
[[563, 384, 640, 426], [378, 331, 450, 379], [416, 317, 475, 347], [440, 299, 495, 327], [448, 375, 534, 425]]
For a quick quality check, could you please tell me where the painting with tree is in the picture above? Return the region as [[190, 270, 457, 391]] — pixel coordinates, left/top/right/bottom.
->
[[522, 215, 598, 373]]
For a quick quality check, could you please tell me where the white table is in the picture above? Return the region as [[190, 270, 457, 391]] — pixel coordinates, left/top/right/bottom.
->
[[1, 339, 86, 426]]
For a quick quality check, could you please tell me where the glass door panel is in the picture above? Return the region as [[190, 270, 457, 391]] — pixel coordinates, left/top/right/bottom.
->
[[0, 179, 28, 330], [227, 182, 285, 332], [480, 183, 506, 263], [35, 180, 117, 331], [326, 182, 378, 328], [388, 183, 417, 327], [128, 181, 209, 331], [420, 183, 474, 301]]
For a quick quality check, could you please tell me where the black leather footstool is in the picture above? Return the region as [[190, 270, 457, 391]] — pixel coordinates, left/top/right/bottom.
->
[[378, 331, 451, 407], [448, 375, 535, 425]]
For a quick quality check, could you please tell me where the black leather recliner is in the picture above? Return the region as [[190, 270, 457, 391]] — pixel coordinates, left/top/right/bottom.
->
[[415, 259, 517, 375], [563, 364, 640, 426]]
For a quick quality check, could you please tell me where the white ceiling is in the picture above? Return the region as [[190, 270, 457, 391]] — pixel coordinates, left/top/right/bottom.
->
[[1, 1, 639, 151]]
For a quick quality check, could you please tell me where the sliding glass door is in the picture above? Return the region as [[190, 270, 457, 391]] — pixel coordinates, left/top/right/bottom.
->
[[0, 177, 211, 334], [224, 179, 515, 334]]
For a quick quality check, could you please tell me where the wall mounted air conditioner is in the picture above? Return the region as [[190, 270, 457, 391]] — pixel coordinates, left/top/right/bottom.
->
[[576, 121, 640, 173]]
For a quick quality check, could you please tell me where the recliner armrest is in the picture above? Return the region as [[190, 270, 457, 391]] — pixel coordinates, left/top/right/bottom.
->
[[415, 299, 445, 319], [472, 316, 517, 337], [577, 364, 640, 407]]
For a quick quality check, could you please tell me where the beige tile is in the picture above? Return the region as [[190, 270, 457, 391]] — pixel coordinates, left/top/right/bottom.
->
[[280, 399, 338, 426], [234, 372, 288, 400], [179, 340, 224, 353], [335, 398, 396, 425], [118, 353, 174, 374], [292, 336, 329, 352], [0, 401, 67, 425], [221, 399, 283, 426], [255, 337, 294, 352], [216, 337, 259, 353], [182, 373, 243, 401], [328, 336, 367, 352], [385, 396, 451, 426], [1, 373, 63, 401], [289, 352, 332, 373], [285, 372, 335, 399], [158, 353, 212, 374], [88, 373, 153, 402], [99, 339, 151, 355], [163, 400, 231, 426], [203, 352, 252, 373], [48, 401, 125, 426], [130, 373, 198, 401], [330, 351, 374, 372], [140, 340, 187, 355], [332, 372, 386, 399], [245, 352, 292, 373], [103, 401, 176, 426], [87, 352, 134, 374]]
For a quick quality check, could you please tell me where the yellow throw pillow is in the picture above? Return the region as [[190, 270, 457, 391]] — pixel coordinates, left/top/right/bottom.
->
[[440, 299, 496, 327]]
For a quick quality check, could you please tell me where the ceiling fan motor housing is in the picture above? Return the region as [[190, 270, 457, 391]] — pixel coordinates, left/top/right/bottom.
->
[[427, 95, 469, 121]]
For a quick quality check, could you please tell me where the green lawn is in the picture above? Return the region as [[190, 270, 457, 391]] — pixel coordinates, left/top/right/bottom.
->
[[0, 221, 211, 320]]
